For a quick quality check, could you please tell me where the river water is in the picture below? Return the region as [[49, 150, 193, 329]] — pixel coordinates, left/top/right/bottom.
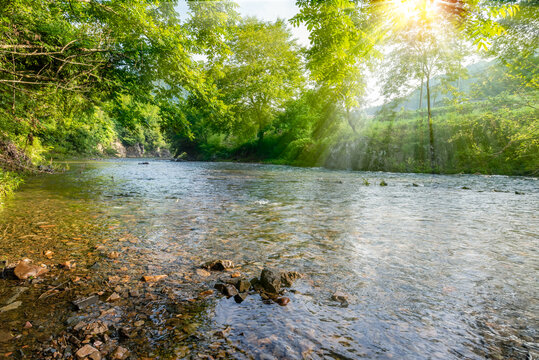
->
[[0, 159, 537, 359]]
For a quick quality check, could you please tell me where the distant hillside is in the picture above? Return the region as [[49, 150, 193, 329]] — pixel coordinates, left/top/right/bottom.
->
[[363, 60, 494, 116]]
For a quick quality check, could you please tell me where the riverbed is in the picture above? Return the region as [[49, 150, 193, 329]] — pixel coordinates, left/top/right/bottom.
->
[[1, 159, 537, 359]]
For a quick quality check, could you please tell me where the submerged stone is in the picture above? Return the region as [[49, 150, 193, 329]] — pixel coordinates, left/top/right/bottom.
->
[[14, 259, 48, 280], [0, 300, 22, 313], [203, 260, 234, 271]]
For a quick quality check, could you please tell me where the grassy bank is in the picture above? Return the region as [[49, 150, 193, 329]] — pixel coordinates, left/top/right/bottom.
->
[[0, 168, 23, 204]]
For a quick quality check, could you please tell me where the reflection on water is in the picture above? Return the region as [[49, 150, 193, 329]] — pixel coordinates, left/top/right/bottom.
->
[[1, 159, 538, 359]]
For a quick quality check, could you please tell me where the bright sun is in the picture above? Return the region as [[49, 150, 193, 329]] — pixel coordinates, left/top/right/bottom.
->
[[390, 0, 440, 22]]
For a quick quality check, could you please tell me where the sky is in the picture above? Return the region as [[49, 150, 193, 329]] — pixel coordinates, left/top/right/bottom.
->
[[176, 0, 310, 46]]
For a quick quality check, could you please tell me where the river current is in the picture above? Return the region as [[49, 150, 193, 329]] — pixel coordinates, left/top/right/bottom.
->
[[0, 159, 537, 359]]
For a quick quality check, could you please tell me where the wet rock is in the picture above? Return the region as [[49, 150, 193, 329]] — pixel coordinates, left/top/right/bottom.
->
[[0, 330, 13, 343], [138, 162, 150, 165], [331, 291, 349, 306], [203, 260, 234, 271], [515, 191, 525, 195], [275, 297, 290, 306], [198, 289, 214, 298], [234, 292, 248, 303], [0, 300, 22, 313], [75, 344, 100, 359], [14, 259, 48, 280], [281, 271, 303, 287], [260, 268, 281, 294], [5, 286, 28, 304], [380, 180, 388, 186], [461, 186, 471, 190], [214, 326, 231, 338], [412, 183, 420, 187], [196, 269, 211, 277], [60, 260, 76, 270], [214, 283, 238, 298], [141, 275, 167, 282], [111, 346, 129, 360], [106, 292, 120, 302], [107, 252, 120, 259], [229, 278, 251, 293], [77, 321, 108, 336], [73, 295, 99, 310]]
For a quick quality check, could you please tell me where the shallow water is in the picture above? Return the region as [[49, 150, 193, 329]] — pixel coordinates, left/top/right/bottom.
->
[[1, 159, 538, 359]]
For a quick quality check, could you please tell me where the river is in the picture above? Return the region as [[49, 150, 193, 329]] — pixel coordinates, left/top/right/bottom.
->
[[0, 159, 537, 359]]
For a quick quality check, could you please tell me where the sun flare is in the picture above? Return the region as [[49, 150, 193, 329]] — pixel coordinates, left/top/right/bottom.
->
[[390, 0, 440, 23]]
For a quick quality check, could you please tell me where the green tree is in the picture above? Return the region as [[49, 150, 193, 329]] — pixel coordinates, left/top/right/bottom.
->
[[217, 18, 304, 145]]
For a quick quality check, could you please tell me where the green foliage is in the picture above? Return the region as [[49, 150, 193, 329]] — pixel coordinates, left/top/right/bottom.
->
[[0, 168, 23, 204]]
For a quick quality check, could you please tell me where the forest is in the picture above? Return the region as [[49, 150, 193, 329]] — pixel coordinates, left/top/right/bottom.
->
[[0, 0, 537, 199]]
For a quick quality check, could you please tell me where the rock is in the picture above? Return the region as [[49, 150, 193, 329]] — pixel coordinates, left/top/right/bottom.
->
[[196, 269, 211, 277], [461, 186, 471, 190], [72, 295, 99, 310], [0, 330, 13, 343], [260, 268, 281, 294], [111, 346, 129, 360], [331, 291, 349, 305], [75, 344, 99, 359], [43, 250, 54, 259], [106, 292, 120, 302], [198, 290, 214, 298], [281, 271, 303, 287], [412, 183, 420, 187], [78, 321, 108, 336], [60, 260, 76, 270], [107, 252, 120, 259], [380, 180, 388, 186], [228, 278, 250, 293], [214, 283, 238, 298], [138, 162, 150, 165], [515, 191, 525, 195], [234, 292, 248, 303], [14, 259, 48, 280], [24, 321, 32, 329], [134, 320, 144, 327], [275, 297, 290, 306], [230, 272, 241, 278], [141, 275, 167, 282], [0, 301, 22, 313], [5, 286, 28, 304], [203, 260, 234, 271], [214, 327, 231, 338]]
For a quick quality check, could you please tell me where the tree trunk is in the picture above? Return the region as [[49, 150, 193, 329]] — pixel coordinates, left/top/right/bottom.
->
[[419, 77, 423, 110], [426, 76, 435, 172]]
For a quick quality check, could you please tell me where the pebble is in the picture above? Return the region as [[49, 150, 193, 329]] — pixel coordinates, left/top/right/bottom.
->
[[141, 275, 167, 282]]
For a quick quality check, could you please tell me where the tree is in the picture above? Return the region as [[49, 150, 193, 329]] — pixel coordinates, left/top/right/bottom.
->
[[216, 18, 304, 145], [380, 19, 466, 170]]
